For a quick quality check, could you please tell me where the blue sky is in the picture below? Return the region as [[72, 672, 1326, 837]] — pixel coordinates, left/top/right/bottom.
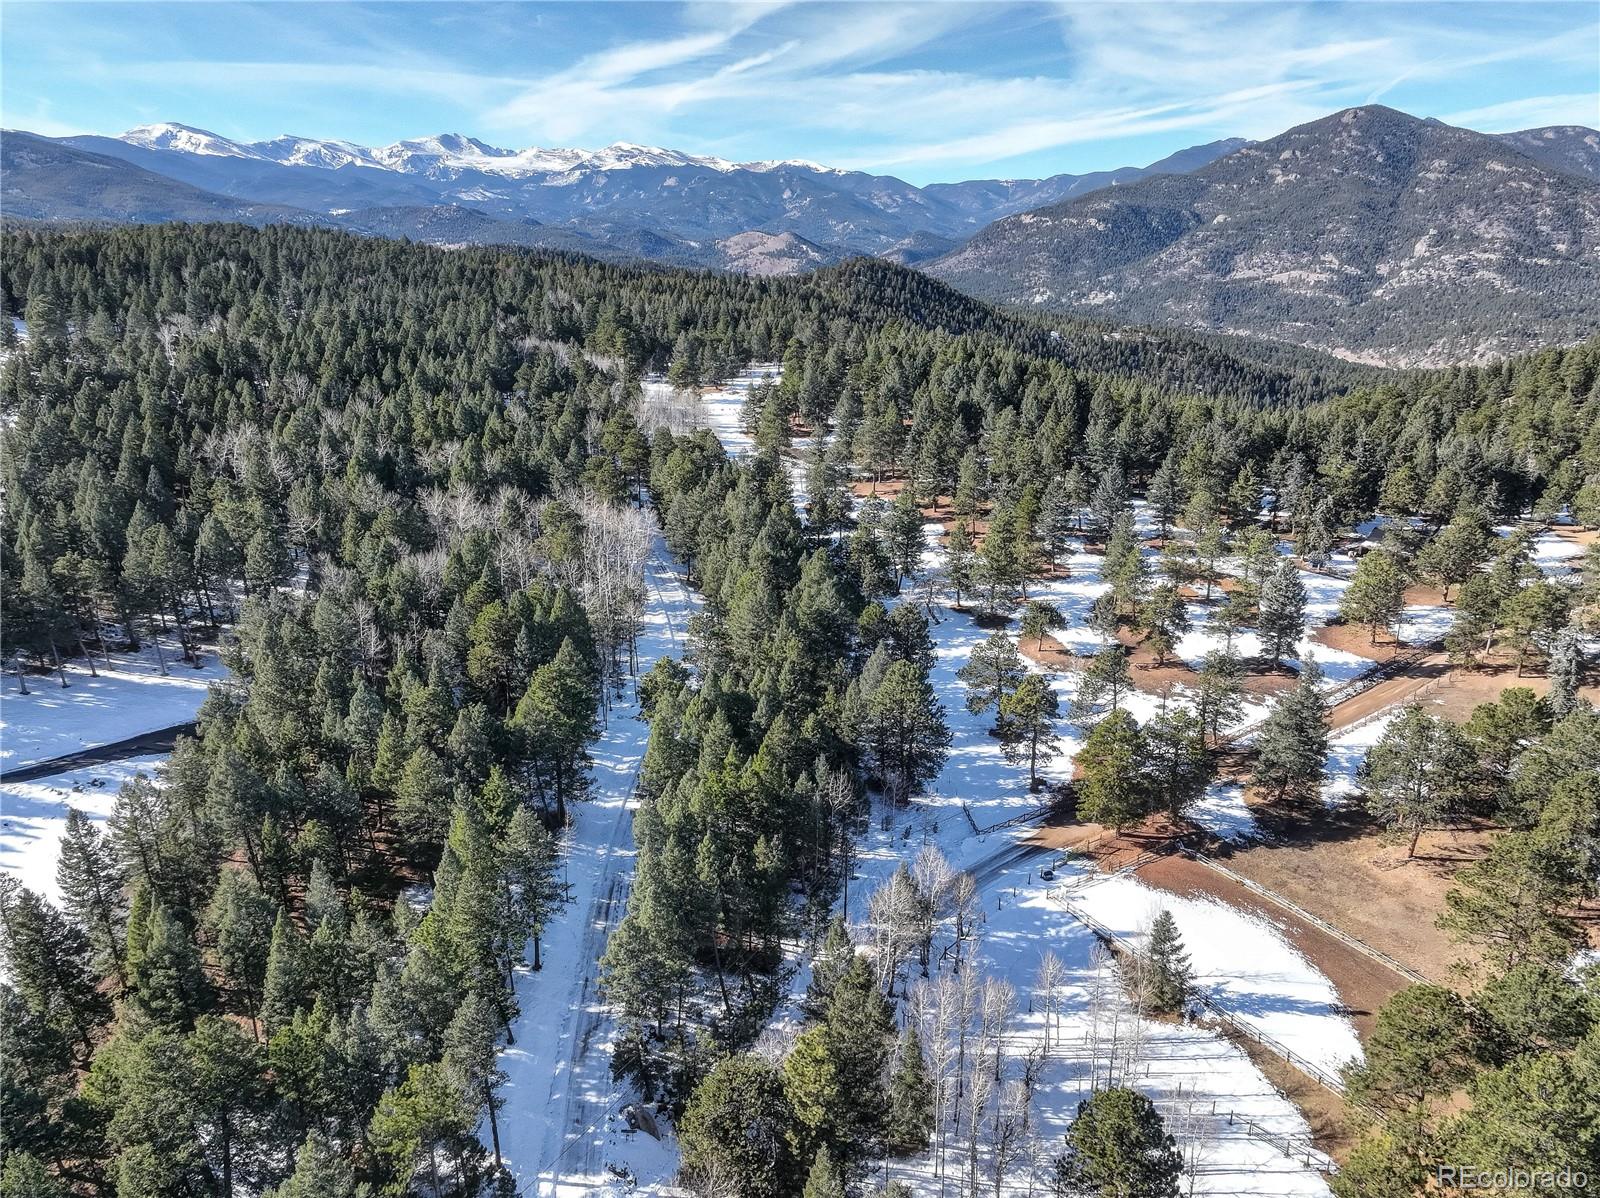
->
[[4, 1, 1596, 184]]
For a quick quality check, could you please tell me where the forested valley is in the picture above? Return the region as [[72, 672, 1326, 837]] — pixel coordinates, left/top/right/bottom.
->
[[1, 223, 1598, 1198]]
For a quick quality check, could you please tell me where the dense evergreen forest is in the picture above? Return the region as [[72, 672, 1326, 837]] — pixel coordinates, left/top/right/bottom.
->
[[1, 222, 1598, 1197]]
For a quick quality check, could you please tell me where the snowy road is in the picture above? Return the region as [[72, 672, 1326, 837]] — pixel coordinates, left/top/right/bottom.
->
[[494, 539, 694, 1196]]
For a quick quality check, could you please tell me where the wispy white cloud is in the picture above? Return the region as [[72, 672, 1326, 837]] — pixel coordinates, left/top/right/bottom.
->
[[1444, 92, 1600, 132], [476, 0, 1599, 175], [5, 0, 1595, 180]]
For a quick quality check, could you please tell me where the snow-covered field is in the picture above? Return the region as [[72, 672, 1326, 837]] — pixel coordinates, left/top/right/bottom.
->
[[1528, 528, 1588, 578], [0, 756, 165, 905], [788, 799, 1340, 1195], [0, 641, 226, 770], [1064, 864, 1361, 1078], [1187, 780, 1258, 843], [0, 638, 226, 904]]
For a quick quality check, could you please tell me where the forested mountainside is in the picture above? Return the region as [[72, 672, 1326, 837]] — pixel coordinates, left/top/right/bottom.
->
[[0, 133, 313, 227], [930, 106, 1600, 367], [1, 223, 1598, 1197], [1497, 124, 1600, 181]]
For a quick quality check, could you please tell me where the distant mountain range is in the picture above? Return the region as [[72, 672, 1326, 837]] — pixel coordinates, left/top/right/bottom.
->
[[4, 110, 1597, 365], [3, 121, 1251, 266], [928, 107, 1600, 366]]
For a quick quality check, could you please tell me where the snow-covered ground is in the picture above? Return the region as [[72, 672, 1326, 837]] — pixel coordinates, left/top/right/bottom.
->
[[1529, 528, 1587, 578], [1321, 714, 1396, 808], [789, 799, 1339, 1196], [1397, 602, 1455, 645], [0, 640, 226, 770], [1064, 863, 1361, 1078], [492, 538, 696, 1197], [640, 365, 811, 510], [1187, 780, 1258, 843], [0, 756, 165, 905], [0, 638, 226, 905]]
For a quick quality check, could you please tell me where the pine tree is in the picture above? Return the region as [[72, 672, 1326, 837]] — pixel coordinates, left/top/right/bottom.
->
[[394, 745, 452, 850], [444, 988, 509, 1170], [1135, 583, 1189, 666], [132, 901, 211, 1029], [1416, 515, 1489, 600], [513, 635, 599, 824], [0, 879, 109, 1061], [1341, 550, 1407, 644], [819, 954, 895, 1160], [783, 1024, 842, 1160], [1438, 832, 1583, 969], [1194, 649, 1246, 743], [1343, 984, 1477, 1128], [0, 1152, 68, 1198], [804, 914, 854, 1018], [1143, 706, 1211, 820], [1021, 599, 1066, 652], [1146, 459, 1182, 538], [956, 630, 1026, 728], [946, 520, 978, 609], [1070, 644, 1133, 724], [260, 908, 309, 1039], [1000, 673, 1061, 789], [1039, 477, 1077, 565], [1142, 911, 1191, 1015], [55, 807, 128, 985], [884, 490, 926, 585], [1052, 1086, 1181, 1198], [368, 1061, 486, 1198], [863, 659, 951, 804], [187, 1014, 265, 1196], [1360, 704, 1476, 858], [1076, 710, 1149, 831], [1258, 557, 1307, 664], [1547, 626, 1583, 716], [1252, 661, 1328, 800], [502, 804, 563, 970], [979, 499, 1027, 613], [264, 1131, 359, 1198], [1193, 521, 1229, 600], [679, 1054, 799, 1198], [802, 1145, 847, 1198], [883, 1027, 934, 1156]]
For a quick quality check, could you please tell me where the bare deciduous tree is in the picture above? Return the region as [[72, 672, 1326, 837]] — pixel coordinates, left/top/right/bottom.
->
[[1034, 951, 1066, 1056]]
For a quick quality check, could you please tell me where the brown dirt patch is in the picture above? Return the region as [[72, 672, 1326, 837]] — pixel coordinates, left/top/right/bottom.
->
[[1112, 626, 1197, 686], [1320, 653, 1600, 730], [1210, 810, 1497, 984], [1020, 632, 1082, 673], [1403, 582, 1449, 606], [1312, 621, 1407, 663], [1027, 816, 1186, 871]]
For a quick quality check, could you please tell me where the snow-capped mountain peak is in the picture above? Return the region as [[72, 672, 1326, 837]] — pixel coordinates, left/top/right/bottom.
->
[[114, 123, 841, 179], [121, 122, 263, 160], [583, 142, 736, 172], [253, 135, 380, 171], [743, 158, 838, 175]]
